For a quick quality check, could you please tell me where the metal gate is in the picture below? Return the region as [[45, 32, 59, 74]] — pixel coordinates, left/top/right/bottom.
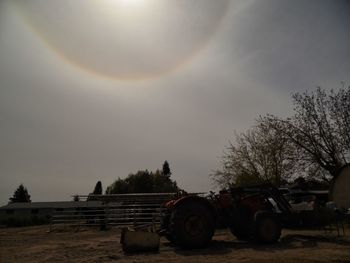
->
[[49, 193, 176, 230]]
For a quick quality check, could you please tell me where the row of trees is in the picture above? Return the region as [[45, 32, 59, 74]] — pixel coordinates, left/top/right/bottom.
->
[[9, 161, 179, 203], [85, 161, 179, 199], [80, 161, 179, 201], [105, 161, 179, 194], [213, 85, 350, 188]]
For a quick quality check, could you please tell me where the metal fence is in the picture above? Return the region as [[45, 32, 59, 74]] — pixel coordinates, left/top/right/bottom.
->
[[49, 193, 176, 230]]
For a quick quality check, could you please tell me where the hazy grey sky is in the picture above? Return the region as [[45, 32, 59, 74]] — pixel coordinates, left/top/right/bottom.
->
[[1, 0, 349, 204]]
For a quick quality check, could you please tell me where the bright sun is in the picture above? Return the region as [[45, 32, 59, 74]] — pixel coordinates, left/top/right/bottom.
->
[[97, 0, 149, 18], [104, 0, 147, 9], [118, 0, 146, 7]]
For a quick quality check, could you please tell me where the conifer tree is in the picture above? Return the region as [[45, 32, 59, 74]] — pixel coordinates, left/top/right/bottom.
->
[[9, 184, 31, 203]]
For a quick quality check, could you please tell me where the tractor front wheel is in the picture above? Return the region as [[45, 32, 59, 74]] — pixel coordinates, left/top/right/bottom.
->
[[169, 200, 215, 249]]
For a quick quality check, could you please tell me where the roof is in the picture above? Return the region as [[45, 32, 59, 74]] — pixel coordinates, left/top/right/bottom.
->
[[0, 201, 103, 210]]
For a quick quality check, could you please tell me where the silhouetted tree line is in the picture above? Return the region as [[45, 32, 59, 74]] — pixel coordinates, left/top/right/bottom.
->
[[213, 85, 350, 188], [8, 162, 178, 204], [106, 161, 179, 194]]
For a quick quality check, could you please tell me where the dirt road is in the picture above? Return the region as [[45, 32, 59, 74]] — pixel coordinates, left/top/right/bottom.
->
[[0, 225, 349, 263]]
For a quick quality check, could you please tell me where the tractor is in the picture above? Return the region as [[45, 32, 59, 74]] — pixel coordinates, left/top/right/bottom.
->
[[159, 184, 293, 249]]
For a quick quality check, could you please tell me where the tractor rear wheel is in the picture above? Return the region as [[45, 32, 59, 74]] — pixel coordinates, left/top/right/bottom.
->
[[229, 225, 251, 241], [169, 200, 215, 249], [254, 211, 281, 243]]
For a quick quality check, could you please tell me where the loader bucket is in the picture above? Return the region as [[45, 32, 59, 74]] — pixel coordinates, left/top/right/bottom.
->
[[120, 228, 160, 253]]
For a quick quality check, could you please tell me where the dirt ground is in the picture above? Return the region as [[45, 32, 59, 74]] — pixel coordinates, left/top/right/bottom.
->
[[1, 225, 350, 263]]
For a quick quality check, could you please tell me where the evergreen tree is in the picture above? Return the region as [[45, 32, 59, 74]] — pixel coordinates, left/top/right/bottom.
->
[[87, 181, 103, 201], [162, 160, 171, 177], [92, 181, 103, 195], [9, 184, 31, 203]]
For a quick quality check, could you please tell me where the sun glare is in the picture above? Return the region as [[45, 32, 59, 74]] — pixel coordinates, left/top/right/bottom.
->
[[104, 0, 147, 9], [119, 0, 146, 7], [96, 0, 149, 18]]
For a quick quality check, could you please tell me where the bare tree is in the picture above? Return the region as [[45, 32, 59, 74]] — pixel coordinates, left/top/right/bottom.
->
[[265, 86, 350, 180], [212, 120, 297, 188]]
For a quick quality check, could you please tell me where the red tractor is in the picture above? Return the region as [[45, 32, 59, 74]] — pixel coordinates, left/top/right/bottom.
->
[[159, 185, 293, 249]]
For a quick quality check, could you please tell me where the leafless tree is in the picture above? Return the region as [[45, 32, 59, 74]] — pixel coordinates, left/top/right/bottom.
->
[[212, 120, 297, 188], [265, 85, 350, 180]]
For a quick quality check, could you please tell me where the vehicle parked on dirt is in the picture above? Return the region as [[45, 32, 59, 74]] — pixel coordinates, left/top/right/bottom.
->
[[159, 184, 292, 249], [159, 184, 348, 249]]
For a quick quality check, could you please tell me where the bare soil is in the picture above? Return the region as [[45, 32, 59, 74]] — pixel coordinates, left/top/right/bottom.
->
[[0, 225, 350, 263]]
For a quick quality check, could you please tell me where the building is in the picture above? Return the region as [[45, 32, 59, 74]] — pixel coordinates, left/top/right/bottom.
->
[[330, 164, 350, 209], [0, 201, 103, 226]]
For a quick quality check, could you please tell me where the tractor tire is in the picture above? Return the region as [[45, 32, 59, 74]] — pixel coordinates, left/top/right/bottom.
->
[[254, 211, 281, 243], [164, 233, 173, 242], [229, 206, 253, 241], [169, 200, 215, 249], [229, 226, 251, 241]]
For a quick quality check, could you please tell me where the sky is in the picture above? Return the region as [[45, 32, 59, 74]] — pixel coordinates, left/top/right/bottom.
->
[[0, 0, 349, 204]]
